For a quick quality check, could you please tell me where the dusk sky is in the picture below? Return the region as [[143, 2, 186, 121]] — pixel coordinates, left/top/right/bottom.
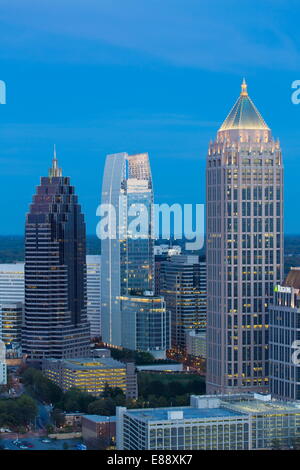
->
[[1, 0, 300, 234]]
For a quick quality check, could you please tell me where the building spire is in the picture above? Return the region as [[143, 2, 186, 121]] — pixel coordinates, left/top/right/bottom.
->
[[241, 78, 248, 96], [49, 144, 62, 177]]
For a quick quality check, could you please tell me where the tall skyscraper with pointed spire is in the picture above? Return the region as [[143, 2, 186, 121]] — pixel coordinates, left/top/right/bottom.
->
[[22, 149, 90, 363], [206, 80, 283, 393]]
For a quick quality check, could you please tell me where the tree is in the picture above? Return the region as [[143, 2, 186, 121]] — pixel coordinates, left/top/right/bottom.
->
[[51, 408, 66, 428]]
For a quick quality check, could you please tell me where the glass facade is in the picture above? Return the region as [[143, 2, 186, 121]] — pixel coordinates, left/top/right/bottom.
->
[[23, 154, 90, 362], [86, 255, 101, 339], [120, 294, 170, 359], [101, 152, 168, 354]]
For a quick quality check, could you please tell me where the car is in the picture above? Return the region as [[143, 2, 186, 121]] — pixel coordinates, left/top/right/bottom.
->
[[19, 445, 29, 449], [41, 439, 51, 443]]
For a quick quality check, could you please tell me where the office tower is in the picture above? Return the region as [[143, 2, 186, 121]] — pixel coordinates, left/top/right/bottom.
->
[[154, 244, 182, 295], [101, 153, 155, 347], [22, 151, 90, 363], [160, 255, 206, 351], [206, 80, 284, 393], [0, 263, 24, 303], [120, 293, 170, 359], [269, 267, 300, 401], [116, 393, 300, 450], [0, 340, 7, 385], [0, 302, 23, 347], [86, 255, 101, 339]]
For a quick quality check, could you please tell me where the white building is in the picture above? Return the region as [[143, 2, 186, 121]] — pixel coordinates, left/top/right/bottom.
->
[[0, 263, 24, 303], [117, 393, 300, 450], [86, 255, 101, 339], [0, 263, 24, 346]]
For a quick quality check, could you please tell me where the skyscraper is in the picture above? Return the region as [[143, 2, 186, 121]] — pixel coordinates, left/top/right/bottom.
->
[[86, 255, 101, 339], [160, 255, 206, 351], [23, 150, 90, 363], [269, 268, 300, 401], [206, 80, 283, 393], [101, 153, 154, 347]]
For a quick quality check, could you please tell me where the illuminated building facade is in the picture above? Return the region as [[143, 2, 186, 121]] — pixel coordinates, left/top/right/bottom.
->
[[206, 80, 284, 393], [270, 267, 300, 401], [101, 152, 155, 347], [86, 255, 101, 339], [43, 357, 129, 396], [160, 255, 206, 350], [0, 302, 23, 347], [23, 151, 90, 363]]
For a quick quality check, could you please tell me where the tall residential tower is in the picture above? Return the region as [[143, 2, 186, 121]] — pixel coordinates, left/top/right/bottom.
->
[[22, 151, 90, 363], [206, 80, 283, 393]]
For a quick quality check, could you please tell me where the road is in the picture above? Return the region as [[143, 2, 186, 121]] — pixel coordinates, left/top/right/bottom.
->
[[0, 437, 83, 451]]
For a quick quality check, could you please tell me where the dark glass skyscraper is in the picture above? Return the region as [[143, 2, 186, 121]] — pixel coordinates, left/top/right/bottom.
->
[[22, 151, 90, 363]]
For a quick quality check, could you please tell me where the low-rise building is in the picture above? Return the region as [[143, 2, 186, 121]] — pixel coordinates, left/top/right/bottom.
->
[[82, 415, 116, 449], [43, 357, 137, 398], [116, 393, 300, 450]]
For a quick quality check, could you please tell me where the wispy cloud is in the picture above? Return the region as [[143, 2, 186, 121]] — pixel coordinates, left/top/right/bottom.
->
[[0, 0, 299, 71]]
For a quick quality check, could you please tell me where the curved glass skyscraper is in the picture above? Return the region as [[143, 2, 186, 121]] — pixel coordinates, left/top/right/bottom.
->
[[101, 153, 154, 347], [23, 151, 90, 363]]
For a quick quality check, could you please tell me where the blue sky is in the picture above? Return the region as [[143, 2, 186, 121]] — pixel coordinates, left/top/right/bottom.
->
[[1, 0, 300, 234]]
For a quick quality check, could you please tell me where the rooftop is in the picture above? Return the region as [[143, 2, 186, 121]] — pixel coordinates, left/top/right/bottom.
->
[[126, 406, 246, 422], [219, 79, 269, 132], [224, 397, 300, 415], [83, 415, 116, 423], [45, 357, 125, 370]]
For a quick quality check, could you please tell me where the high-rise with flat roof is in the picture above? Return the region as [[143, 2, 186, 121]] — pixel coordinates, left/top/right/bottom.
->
[[121, 293, 170, 359], [270, 267, 300, 401], [23, 151, 90, 363], [86, 255, 101, 339], [160, 255, 206, 350], [206, 80, 284, 393], [0, 263, 24, 303]]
